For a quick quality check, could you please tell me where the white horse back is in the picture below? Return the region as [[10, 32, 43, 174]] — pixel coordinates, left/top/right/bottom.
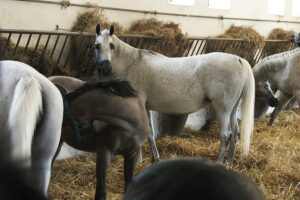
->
[[140, 52, 250, 113]]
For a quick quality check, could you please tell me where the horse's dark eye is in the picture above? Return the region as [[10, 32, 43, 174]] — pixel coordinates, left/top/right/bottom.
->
[[95, 43, 100, 50], [109, 43, 114, 50]]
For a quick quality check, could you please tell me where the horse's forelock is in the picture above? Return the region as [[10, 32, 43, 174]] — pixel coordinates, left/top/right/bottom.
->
[[101, 29, 111, 36]]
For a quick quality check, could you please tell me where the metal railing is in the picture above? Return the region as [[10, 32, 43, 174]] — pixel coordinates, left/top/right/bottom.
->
[[0, 28, 296, 77]]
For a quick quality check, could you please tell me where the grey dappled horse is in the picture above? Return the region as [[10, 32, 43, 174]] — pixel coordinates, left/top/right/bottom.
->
[[252, 32, 300, 126], [93, 25, 255, 163], [0, 61, 63, 197]]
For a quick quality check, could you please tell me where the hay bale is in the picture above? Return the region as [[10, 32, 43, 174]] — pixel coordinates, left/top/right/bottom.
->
[[222, 25, 263, 43], [261, 28, 296, 58], [127, 18, 184, 40], [205, 25, 263, 65], [126, 18, 191, 57], [267, 28, 295, 40], [71, 9, 124, 35]]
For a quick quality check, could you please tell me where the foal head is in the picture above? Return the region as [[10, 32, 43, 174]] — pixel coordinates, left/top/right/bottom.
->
[[94, 24, 115, 76], [291, 32, 300, 47]]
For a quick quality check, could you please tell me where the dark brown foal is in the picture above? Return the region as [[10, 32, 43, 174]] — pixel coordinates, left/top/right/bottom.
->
[[50, 76, 151, 200]]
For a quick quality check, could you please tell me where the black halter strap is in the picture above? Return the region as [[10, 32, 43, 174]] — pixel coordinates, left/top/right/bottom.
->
[[263, 82, 279, 107]]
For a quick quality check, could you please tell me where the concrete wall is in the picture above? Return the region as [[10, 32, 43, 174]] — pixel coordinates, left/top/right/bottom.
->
[[0, 0, 299, 37]]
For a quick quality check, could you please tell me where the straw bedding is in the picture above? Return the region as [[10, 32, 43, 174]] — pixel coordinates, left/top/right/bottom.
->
[[49, 109, 300, 200]]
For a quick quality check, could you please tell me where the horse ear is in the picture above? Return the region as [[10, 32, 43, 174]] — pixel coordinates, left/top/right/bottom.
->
[[96, 24, 101, 35], [109, 25, 114, 36]]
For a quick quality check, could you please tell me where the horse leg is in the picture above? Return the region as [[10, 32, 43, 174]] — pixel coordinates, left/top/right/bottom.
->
[[95, 148, 112, 200], [147, 136, 160, 163], [215, 111, 231, 163], [124, 148, 140, 192], [31, 128, 61, 197], [147, 111, 160, 162], [268, 91, 293, 126], [227, 101, 241, 165]]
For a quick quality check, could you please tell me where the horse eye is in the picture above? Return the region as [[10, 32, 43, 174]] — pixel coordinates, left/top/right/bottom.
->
[[109, 43, 115, 50], [95, 43, 100, 50]]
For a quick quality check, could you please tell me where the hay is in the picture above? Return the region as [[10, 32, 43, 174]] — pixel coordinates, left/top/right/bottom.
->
[[126, 18, 191, 57], [205, 25, 263, 65], [127, 18, 184, 40], [221, 25, 263, 43], [0, 36, 68, 76], [261, 28, 297, 58], [71, 9, 124, 35], [267, 28, 295, 40], [50, 109, 300, 200]]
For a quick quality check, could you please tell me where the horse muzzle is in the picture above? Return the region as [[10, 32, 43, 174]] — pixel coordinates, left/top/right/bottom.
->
[[97, 60, 112, 76]]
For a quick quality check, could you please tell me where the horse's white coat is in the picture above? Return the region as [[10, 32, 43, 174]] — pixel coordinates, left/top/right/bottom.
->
[[8, 76, 42, 161], [253, 47, 300, 125], [95, 29, 255, 160], [0, 60, 63, 196]]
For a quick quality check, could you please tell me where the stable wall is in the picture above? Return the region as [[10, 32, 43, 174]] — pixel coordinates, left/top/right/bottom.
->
[[0, 0, 300, 37]]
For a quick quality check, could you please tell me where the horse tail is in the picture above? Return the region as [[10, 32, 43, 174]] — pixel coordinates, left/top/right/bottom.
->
[[8, 76, 43, 161], [240, 61, 255, 156]]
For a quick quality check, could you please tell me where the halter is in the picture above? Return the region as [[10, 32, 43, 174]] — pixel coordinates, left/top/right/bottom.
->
[[263, 82, 279, 107]]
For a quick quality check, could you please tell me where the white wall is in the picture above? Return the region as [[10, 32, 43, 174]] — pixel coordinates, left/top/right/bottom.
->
[[0, 0, 299, 37]]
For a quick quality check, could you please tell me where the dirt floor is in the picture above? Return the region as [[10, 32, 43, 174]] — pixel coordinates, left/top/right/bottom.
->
[[49, 109, 300, 200]]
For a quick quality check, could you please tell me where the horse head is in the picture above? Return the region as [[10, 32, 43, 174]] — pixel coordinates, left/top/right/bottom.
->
[[291, 32, 300, 47], [94, 24, 115, 76]]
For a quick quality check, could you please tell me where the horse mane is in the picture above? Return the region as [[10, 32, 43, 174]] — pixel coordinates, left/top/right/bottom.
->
[[111, 34, 163, 73], [65, 79, 137, 101], [139, 49, 163, 56], [253, 48, 300, 81]]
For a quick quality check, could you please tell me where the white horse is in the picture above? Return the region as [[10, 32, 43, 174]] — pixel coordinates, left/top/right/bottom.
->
[[93, 25, 255, 163], [252, 32, 300, 126], [0, 60, 63, 197]]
